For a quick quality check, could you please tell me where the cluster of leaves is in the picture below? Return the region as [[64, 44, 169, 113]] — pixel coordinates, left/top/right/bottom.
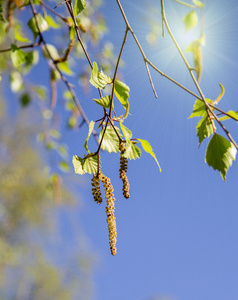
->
[[189, 84, 237, 180]]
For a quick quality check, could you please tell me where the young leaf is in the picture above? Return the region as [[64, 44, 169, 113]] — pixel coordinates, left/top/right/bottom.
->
[[72, 154, 98, 175], [196, 116, 214, 146], [188, 98, 212, 119], [27, 14, 49, 39], [93, 95, 113, 109], [83, 154, 98, 174], [89, 62, 111, 89], [43, 44, 60, 60], [45, 15, 61, 29], [99, 126, 122, 153], [137, 139, 161, 171], [219, 110, 238, 122], [74, 0, 86, 17], [119, 122, 132, 145], [123, 142, 141, 160], [192, 0, 204, 7], [84, 121, 95, 153], [10, 71, 23, 92], [10, 45, 26, 68], [58, 62, 74, 76], [183, 10, 198, 31], [73, 155, 85, 175], [15, 31, 30, 43], [114, 80, 130, 118], [205, 134, 237, 181]]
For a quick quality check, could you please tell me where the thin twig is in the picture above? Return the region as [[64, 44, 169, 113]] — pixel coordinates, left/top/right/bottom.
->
[[0, 40, 41, 52], [29, 0, 98, 142]]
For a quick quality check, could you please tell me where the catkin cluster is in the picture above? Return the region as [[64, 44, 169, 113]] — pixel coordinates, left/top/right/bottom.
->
[[91, 174, 102, 204], [100, 174, 117, 256], [119, 142, 130, 199]]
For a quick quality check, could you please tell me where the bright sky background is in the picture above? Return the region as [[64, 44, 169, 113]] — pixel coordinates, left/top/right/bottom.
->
[[3, 0, 238, 299], [71, 1, 238, 299]]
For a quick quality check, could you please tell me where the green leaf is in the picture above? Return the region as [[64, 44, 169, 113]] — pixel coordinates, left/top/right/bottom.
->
[[27, 14, 49, 39], [83, 154, 98, 174], [93, 95, 113, 109], [44, 15, 61, 29], [123, 142, 141, 160], [20, 93, 31, 107], [205, 134, 237, 181], [73, 155, 85, 175], [174, 0, 195, 8], [138, 139, 161, 171], [72, 154, 98, 175], [74, 0, 86, 16], [89, 62, 111, 89], [10, 71, 23, 92], [192, 0, 204, 7], [196, 116, 214, 146], [59, 161, 70, 172], [119, 122, 132, 145], [219, 110, 238, 122], [214, 83, 225, 104], [84, 121, 95, 153], [114, 80, 130, 118], [58, 62, 74, 76], [32, 85, 47, 100], [99, 126, 122, 153], [10, 45, 26, 68], [15, 31, 30, 43], [43, 44, 59, 60], [183, 10, 198, 31], [188, 98, 212, 119]]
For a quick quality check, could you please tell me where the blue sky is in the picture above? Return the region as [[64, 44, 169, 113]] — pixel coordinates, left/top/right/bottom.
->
[[2, 0, 238, 299]]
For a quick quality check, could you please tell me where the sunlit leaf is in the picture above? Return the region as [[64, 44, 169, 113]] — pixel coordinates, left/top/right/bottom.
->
[[10, 45, 26, 68], [205, 134, 237, 181], [10, 71, 23, 92], [43, 44, 60, 60], [99, 126, 122, 153], [89, 62, 111, 89], [138, 139, 161, 171], [93, 95, 113, 109], [32, 85, 47, 100], [27, 14, 49, 39], [119, 122, 132, 145], [196, 116, 214, 146], [59, 161, 70, 172], [58, 62, 74, 76], [72, 154, 98, 175], [83, 154, 98, 174], [72, 155, 85, 175], [188, 98, 212, 119], [45, 15, 61, 29], [183, 10, 198, 31], [84, 121, 95, 153], [219, 110, 238, 122], [123, 142, 141, 160], [74, 0, 86, 17], [114, 80, 130, 118], [192, 0, 204, 7], [15, 30, 30, 43]]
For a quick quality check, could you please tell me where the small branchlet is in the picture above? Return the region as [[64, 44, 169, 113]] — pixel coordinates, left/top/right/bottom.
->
[[119, 142, 130, 199]]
